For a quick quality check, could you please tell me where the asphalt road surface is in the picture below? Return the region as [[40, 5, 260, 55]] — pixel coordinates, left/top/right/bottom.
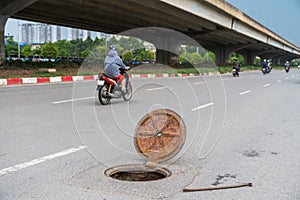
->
[[0, 69, 299, 200]]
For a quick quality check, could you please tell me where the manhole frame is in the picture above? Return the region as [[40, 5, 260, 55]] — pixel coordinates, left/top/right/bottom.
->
[[104, 164, 172, 182]]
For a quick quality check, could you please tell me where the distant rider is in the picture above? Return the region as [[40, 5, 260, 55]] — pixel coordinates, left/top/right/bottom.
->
[[285, 61, 290, 70], [262, 59, 269, 73], [104, 45, 130, 92], [233, 58, 241, 73]]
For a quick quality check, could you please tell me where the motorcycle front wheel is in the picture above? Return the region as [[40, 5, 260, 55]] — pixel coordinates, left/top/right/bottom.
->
[[98, 84, 111, 105], [123, 83, 133, 101]]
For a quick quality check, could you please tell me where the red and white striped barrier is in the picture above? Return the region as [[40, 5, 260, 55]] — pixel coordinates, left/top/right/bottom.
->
[[0, 73, 213, 86]]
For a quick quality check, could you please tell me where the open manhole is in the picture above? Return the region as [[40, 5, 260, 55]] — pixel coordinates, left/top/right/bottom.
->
[[105, 165, 171, 181], [105, 109, 186, 182]]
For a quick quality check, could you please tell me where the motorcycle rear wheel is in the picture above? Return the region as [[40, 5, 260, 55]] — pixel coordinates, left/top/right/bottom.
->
[[98, 84, 111, 105]]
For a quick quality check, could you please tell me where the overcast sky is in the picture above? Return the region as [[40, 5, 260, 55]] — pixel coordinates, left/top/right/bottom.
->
[[4, 0, 300, 47]]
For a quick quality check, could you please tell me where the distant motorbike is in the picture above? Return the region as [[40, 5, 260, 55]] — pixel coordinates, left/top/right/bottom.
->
[[285, 66, 290, 73], [262, 67, 271, 75], [232, 64, 240, 77], [232, 68, 239, 77], [96, 68, 132, 105]]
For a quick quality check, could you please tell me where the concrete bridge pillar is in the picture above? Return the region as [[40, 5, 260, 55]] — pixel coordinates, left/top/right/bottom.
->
[[155, 38, 181, 65], [208, 46, 232, 66], [0, 15, 9, 65], [238, 50, 256, 65], [271, 57, 280, 66]]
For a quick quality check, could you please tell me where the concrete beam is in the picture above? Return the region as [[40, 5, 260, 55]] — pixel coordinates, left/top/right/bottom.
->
[[130, 0, 210, 31], [0, 0, 38, 15], [160, 0, 231, 28], [267, 37, 284, 49], [283, 45, 293, 53], [232, 19, 267, 43]]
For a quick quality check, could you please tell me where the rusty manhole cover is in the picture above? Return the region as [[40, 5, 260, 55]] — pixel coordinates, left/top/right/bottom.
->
[[134, 109, 186, 163]]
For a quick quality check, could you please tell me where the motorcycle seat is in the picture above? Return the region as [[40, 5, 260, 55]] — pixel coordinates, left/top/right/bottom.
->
[[103, 73, 117, 81]]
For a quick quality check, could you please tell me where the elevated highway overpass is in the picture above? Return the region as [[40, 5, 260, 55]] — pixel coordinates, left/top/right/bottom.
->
[[1, 0, 300, 65]]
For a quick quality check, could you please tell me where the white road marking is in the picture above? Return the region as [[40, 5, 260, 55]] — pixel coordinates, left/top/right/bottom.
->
[[0, 146, 86, 176], [191, 102, 214, 111], [277, 80, 282, 83], [146, 87, 167, 91], [264, 84, 271, 87], [193, 81, 205, 85], [52, 96, 94, 104], [239, 90, 251, 95], [285, 77, 289, 80]]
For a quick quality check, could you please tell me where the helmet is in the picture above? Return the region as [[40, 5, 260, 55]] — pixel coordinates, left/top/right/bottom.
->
[[109, 45, 118, 51]]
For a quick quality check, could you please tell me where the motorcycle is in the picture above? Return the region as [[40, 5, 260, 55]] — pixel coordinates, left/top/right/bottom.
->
[[232, 68, 239, 77], [262, 67, 270, 75], [285, 66, 290, 73], [96, 68, 132, 105]]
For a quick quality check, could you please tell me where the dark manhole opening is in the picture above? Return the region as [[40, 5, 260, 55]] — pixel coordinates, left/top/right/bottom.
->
[[105, 165, 171, 182], [110, 171, 166, 181]]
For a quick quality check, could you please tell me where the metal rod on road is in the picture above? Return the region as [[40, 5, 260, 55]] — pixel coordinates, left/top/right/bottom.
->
[[182, 182, 252, 192]]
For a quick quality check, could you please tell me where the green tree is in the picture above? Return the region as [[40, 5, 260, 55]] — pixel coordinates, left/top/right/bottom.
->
[[119, 37, 129, 50], [146, 50, 155, 61], [202, 51, 216, 64], [179, 52, 192, 64], [94, 46, 108, 60], [82, 36, 93, 51], [69, 38, 84, 57], [41, 43, 58, 58], [5, 37, 18, 56], [116, 44, 124, 54], [139, 51, 146, 61], [21, 45, 32, 57], [81, 49, 91, 59], [118, 37, 144, 51], [55, 39, 70, 56], [230, 53, 244, 65], [255, 57, 261, 65], [107, 36, 119, 47], [32, 47, 41, 56], [58, 49, 70, 57], [122, 50, 134, 62], [207, 51, 216, 62], [191, 52, 202, 64], [237, 54, 244, 65], [92, 37, 106, 48]]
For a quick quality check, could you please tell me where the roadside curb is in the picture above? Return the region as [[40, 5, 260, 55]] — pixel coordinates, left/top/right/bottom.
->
[[0, 72, 219, 86]]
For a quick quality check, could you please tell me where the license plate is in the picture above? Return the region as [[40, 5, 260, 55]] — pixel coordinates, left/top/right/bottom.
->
[[97, 80, 104, 86]]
